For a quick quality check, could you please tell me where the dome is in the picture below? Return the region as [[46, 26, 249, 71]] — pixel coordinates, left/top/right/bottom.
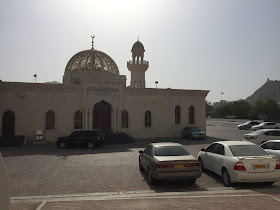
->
[[132, 41, 145, 52], [65, 49, 119, 75]]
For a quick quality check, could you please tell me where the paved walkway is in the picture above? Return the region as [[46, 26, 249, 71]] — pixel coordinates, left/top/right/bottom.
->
[[10, 187, 280, 210]]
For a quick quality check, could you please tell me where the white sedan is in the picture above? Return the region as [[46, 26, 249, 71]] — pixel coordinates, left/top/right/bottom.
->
[[243, 129, 280, 145], [251, 122, 280, 130], [260, 140, 280, 161], [198, 141, 280, 187]]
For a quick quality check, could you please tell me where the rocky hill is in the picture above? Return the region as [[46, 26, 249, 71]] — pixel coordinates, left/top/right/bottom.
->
[[245, 79, 280, 104]]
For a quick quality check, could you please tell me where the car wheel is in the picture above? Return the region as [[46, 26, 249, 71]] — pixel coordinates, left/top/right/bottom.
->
[[148, 168, 156, 185], [59, 141, 66, 149], [190, 178, 196, 184], [139, 159, 144, 171], [222, 169, 232, 187], [275, 127, 279, 129], [198, 158, 205, 172], [264, 181, 274, 185], [88, 141, 95, 149]]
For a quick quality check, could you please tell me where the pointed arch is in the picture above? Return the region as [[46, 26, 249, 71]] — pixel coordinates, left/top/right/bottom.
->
[[74, 111, 83, 129], [46, 110, 55, 130], [121, 111, 128, 128], [2, 111, 15, 136], [189, 106, 194, 124], [145, 111, 151, 128]]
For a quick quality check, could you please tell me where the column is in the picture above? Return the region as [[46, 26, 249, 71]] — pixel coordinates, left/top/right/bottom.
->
[[84, 109, 88, 130], [89, 108, 93, 130]]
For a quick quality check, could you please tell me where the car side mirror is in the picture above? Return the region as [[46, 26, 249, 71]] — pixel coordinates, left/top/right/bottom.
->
[[201, 148, 206, 152], [139, 150, 144, 154]]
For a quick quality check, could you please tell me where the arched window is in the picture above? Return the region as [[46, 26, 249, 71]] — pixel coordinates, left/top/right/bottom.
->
[[74, 111, 83, 129], [46, 110, 55, 130], [2, 111, 15, 136], [145, 111, 151, 128], [121, 111, 128, 128], [189, 106, 194, 124], [175, 106, 181, 124]]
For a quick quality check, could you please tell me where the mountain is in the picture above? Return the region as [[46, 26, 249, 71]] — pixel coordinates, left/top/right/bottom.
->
[[245, 79, 280, 104]]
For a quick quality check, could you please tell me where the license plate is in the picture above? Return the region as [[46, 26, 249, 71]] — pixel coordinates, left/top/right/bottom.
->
[[174, 164, 184, 169], [254, 164, 266, 169]]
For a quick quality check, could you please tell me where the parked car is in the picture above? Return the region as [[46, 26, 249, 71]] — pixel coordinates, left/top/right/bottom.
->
[[198, 141, 280, 187], [56, 129, 103, 149], [251, 122, 280, 130], [260, 140, 280, 161], [139, 142, 202, 185], [182, 127, 206, 139], [237, 121, 259, 130], [243, 129, 280, 145]]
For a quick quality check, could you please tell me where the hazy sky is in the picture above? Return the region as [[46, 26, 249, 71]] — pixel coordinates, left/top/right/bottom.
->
[[1, 0, 279, 103]]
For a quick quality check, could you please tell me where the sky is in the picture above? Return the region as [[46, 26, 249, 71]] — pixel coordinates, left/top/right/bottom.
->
[[0, 0, 279, 103]]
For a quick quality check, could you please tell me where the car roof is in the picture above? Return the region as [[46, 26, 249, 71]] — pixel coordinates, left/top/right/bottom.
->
[[212, 141, 255, 146], [246, 129, 280, 135], [149, 142, 183, 147], [263, 140, 280, 143]]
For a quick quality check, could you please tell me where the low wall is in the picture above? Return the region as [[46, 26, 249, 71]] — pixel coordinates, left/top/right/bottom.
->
[[0, 153, 10, 210]]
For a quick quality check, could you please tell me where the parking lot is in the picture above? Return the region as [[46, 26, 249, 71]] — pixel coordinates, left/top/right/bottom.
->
[[1, 124, 279, 197]]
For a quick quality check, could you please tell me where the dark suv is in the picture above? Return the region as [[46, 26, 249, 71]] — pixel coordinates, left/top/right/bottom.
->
[[57, 129, 103, 149]]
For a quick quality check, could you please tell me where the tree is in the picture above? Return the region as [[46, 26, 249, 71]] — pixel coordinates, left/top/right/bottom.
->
[[248, 98, 280, 121], [231, 100, 251, 119]]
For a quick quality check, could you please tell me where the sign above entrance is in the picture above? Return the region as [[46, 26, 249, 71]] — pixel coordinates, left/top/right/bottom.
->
[[86, 87, 119, 93]]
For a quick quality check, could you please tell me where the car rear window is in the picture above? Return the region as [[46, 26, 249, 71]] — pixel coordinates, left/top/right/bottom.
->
[[229, 145, 268, 157], [154, 146, 190, 156]]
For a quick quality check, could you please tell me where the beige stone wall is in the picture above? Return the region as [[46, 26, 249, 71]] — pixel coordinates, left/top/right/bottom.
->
[[0, 81, 208, 142], [120, 88, 208, 138], [0, 82, 83, 142], [0, 153, 10, 210]]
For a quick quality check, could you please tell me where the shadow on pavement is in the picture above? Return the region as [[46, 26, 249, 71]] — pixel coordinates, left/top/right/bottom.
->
[[0, 136, 224, 157]]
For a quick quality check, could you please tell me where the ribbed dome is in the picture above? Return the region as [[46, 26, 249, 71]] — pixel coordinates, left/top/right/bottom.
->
[[65, 49, 119, 75], [132, 41, 145, 52]]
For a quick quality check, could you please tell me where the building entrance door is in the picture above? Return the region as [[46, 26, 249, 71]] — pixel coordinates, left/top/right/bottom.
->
[[2, 111, 15, 136], [93, 101, 111, 131]]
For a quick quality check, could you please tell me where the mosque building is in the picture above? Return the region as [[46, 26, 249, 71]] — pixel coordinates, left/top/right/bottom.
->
[[0, 37, 209, 143]]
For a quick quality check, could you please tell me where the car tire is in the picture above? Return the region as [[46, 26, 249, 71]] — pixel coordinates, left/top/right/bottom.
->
[[190, 178, 196, 184], [275, 127, 279, 129], [198, 158, 205, 172], [148, 168, 156, 185], [139, 159, 144, 171], [222, 168, 232, 187], [264, 181, 274, 185], [88, 141, 95, 149], [59, 141, 66, 149]]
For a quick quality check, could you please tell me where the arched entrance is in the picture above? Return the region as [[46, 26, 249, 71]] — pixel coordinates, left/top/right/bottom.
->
[[93, 101, 111, 131], [2, 111, 15, 136]]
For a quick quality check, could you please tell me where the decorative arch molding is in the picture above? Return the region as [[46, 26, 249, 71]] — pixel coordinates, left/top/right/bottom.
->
[[93, 101, 111, 131], [120, 110, 129, 128], [45, 110, 55, 130], [74, 110, 83, 129]]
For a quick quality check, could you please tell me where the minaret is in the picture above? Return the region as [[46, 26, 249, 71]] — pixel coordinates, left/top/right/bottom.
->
[[127, 40, 149, 88]]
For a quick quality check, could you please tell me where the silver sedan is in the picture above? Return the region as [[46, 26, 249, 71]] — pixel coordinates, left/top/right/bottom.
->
[[139, 142, 202, 185]]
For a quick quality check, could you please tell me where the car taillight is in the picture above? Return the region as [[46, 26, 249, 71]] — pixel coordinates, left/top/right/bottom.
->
[[184, 163, 200, 167], [234, 162, 246, 171], [156, 164, 173, 168], [275, 160, 280, 169]]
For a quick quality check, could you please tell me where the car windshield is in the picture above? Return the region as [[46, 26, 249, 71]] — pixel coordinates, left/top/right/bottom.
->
[[229, 145, 268, 156], [154, 146, 190, 156], [190, 127, 200, 132]]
